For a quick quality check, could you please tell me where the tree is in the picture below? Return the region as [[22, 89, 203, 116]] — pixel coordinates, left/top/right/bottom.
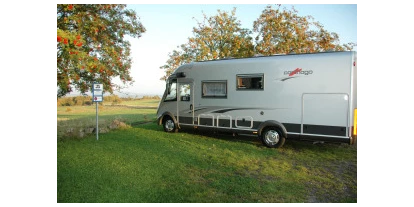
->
[[160, 5, 356, 80], [160, 8, 254, 80], [57, 4, 146, 98], [253, 5, 355, 55], [159, 45, 194, 81]]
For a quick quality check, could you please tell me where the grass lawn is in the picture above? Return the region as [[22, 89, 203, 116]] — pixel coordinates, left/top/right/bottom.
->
[[57, 100, 357, 203]]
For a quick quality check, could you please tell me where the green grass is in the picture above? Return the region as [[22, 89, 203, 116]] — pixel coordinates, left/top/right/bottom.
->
[[57, 100, 356, 203]]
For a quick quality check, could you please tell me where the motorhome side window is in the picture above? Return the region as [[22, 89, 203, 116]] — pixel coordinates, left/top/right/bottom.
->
[[202, 81, 227, 98], [179, 83, 191, 101], [236, 74, 264, 90], [164, 79, 177, 101]]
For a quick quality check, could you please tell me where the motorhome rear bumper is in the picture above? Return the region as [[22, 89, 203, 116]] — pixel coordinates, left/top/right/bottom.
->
[[350, 135, 357, 145]]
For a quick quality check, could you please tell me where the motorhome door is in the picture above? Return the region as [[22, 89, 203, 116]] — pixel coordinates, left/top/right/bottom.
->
[[177, 79, 194, 126]]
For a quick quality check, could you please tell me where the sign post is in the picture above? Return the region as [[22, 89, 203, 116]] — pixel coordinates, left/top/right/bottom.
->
[[92, 83, 103, 140]]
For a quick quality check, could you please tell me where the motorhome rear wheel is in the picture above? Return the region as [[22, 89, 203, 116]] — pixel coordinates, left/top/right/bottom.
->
[[261, 127, 286, 148]]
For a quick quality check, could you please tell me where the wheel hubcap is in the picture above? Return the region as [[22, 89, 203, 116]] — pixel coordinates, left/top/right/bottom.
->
[[265, 130, 279, 145], [165, 120, 174, 131]]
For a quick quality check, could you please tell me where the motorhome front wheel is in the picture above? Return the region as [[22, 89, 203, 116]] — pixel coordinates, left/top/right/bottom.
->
[[163, 116, 177, 133]]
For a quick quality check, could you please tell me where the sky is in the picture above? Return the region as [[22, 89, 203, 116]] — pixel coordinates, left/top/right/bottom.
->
[[113, 4, 357, 97]]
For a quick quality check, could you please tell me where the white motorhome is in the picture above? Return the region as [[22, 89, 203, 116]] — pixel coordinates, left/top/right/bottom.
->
[[157, 51, 357, 148]]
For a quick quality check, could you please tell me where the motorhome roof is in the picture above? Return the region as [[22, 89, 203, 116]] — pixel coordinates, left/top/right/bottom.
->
[[193, 51, 354, 63], [169, 51, 355, 78]]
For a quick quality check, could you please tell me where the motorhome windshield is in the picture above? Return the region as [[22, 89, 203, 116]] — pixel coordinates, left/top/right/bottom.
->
[[164, 79, 177, 101]]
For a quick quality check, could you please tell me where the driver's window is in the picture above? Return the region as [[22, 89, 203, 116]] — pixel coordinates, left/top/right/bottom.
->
[[165, 79, 177, 101]]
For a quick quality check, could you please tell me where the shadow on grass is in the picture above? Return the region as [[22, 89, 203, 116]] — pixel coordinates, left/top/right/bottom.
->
[[131, 122, 353, 150], [188, 128, 264, 147]]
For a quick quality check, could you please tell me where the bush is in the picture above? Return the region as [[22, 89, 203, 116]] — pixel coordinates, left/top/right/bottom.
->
[[104, 95, 122, 105], [73, 96, 90, 106], [59, 97, 75, 106], [58, 95, 159, 106], [84, 100, 92, 106], [142, 95, 160, 99], [58, 95, 93, 106]]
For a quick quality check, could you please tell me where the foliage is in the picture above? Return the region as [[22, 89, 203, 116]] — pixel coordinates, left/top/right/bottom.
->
[[189, 8, 255, 61], [57, 4, 146, 98], [253, 5, 355, 55], [160, 8, 254, 80], [160, 5, 356, 79]]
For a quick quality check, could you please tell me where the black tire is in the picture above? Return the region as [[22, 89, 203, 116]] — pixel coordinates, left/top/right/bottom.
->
[[261, 127, 286, 148], [163, 116, 177, 133]]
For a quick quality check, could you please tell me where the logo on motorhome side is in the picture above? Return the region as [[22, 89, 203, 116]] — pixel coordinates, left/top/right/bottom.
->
[[284, 68, 313, 76], [278, 68, 313, 81]]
